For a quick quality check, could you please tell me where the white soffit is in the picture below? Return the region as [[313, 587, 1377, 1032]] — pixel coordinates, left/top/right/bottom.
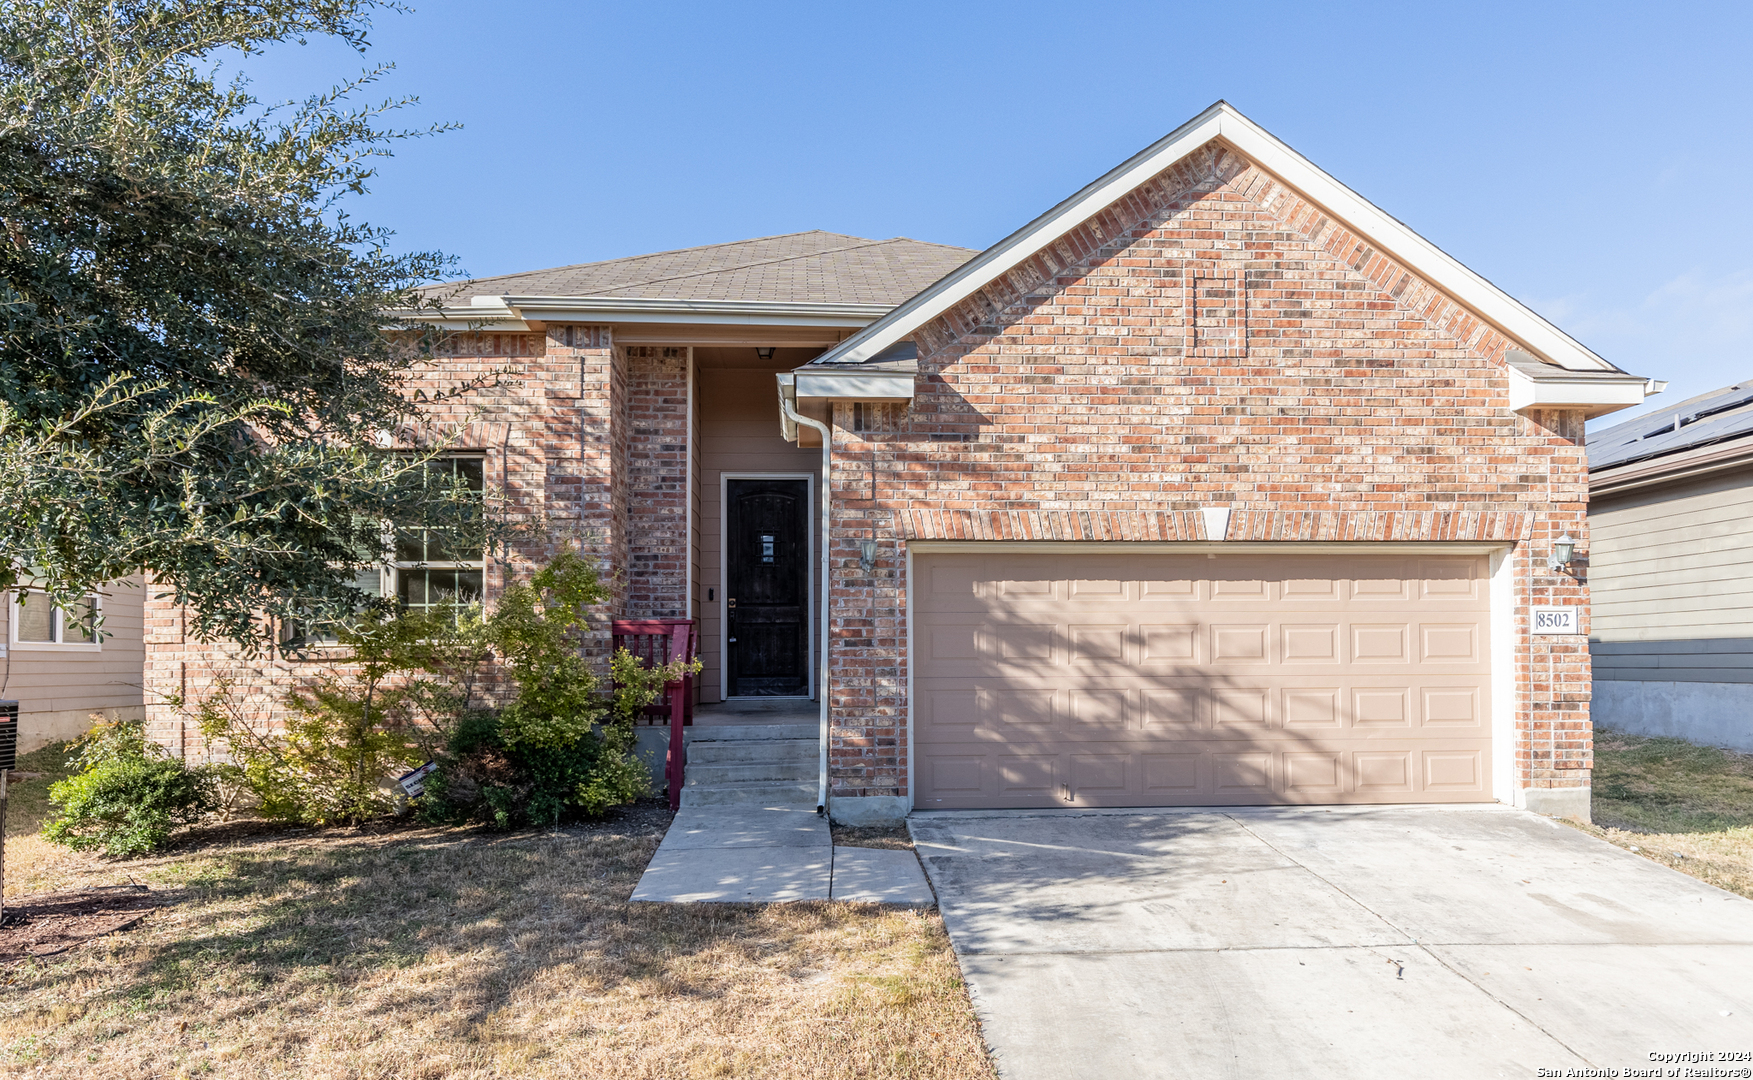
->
[[810, 101, 1622, 375]]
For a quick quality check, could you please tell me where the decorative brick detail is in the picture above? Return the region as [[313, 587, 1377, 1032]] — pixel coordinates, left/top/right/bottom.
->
[[824, 138, 1593, 801]]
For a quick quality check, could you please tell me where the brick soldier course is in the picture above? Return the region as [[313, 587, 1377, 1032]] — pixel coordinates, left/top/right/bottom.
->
[[144, 104, 1651, 823]]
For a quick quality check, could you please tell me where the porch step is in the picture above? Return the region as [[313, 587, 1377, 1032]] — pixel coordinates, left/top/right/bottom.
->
[[679, 723, 821, 808], [680, 779, 818, 808], [685, 738, 817, 766], [685, 723, 817, 743]]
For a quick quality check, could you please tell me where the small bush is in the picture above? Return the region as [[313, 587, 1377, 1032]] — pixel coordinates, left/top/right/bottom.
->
[[42, 721, 215, 857], [187, 550, 697, 830]]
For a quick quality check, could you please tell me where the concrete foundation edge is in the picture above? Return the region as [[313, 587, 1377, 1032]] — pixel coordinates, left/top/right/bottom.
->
[[829, 795, 909, 826], [633, 727, 670, 793], [1520, 786, 1591, 823], [1592, 679, 1753, 753], [19, 705, 142, 755]]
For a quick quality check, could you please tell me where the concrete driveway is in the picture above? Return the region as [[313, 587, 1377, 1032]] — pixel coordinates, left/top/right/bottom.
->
[[909, 806, 1753, 1080]]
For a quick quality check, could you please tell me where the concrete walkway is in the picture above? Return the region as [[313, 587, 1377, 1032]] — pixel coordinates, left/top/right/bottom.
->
[[631, 804, 934, 904], [911, 805, 1753, 1080]]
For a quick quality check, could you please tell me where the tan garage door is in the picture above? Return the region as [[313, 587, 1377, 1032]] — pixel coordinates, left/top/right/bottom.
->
[[913, 552, 1492, 809]]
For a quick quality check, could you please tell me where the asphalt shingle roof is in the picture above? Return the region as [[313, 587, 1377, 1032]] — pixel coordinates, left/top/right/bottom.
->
[[1588, 378, 1753, 472], [421, 230, 976, 307]]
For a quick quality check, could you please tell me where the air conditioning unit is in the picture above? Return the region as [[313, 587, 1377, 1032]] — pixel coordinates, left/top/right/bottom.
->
[[0, 700, 16, 773]]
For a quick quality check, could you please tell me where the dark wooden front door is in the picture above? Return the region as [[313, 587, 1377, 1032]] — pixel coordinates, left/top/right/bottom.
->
[[727, 479, 810, 696]]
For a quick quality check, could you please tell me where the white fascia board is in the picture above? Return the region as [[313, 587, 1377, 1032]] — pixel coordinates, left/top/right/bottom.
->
[[1506, 365, 1651, 418], [380, 303, 530, 332], [794, 370, 916, 403], [776, 373, 799, 442], [497, 295, 889, 328], [815, 102, 1618, 374]]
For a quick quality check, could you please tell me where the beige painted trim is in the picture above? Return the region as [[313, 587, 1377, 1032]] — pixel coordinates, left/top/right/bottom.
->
[[905, 540, 1511, 556], [810, 101, 1632, 379]]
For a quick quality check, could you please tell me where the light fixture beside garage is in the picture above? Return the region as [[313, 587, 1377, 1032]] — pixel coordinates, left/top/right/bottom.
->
[[859, 539, 880, 572], [1549, 533, 1577, 574]]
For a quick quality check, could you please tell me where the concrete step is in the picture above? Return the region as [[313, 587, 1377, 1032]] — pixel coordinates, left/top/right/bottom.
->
[[680, 779, 818, 808], [687, 761, 817, 785], [685, 723, 817, 743], [686, 738, 818, 766]]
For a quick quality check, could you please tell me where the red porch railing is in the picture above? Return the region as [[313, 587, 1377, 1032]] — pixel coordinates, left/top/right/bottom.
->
[[611, 618, 698, 811]]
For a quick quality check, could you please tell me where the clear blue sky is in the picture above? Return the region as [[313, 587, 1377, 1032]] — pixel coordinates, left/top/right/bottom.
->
[[243, 0, 1753, 429]]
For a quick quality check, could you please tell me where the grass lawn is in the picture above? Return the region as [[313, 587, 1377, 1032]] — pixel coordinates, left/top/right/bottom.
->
[[1, 770, 993, 1079], [1576, 728, 1753, 900]]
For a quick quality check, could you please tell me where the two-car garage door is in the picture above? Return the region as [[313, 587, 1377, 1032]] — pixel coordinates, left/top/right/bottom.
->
[[913, 552, 1493, 809]]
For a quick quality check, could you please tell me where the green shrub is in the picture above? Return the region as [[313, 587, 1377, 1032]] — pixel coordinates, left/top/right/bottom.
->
[[188, 549, 697, 830], [42, 721, 215, 857]]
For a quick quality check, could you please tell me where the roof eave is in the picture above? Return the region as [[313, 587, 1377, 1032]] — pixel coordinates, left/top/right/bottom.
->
[[1590, 436, 1753, 498], [392, 296, 894, 331], [1507, 365, 1660, 420]]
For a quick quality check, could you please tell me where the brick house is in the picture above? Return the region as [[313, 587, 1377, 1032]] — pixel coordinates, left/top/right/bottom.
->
[[145, 102, 1656, 823]]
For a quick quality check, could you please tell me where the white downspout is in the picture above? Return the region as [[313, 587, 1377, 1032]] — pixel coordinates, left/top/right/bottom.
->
[[779, 392, 832, 816]]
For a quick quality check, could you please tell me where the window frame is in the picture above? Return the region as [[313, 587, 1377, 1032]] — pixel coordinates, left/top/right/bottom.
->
[[7, 588, 104, 652], [390, 454, 487, 615]]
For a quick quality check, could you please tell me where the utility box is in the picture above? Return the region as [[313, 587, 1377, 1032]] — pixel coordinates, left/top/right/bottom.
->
[[0, 701, 16, 772]]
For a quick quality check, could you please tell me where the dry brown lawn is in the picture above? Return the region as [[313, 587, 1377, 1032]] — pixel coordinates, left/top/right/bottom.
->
[[1570, 729, 1753, 900], [0, 792, 993, 1079]]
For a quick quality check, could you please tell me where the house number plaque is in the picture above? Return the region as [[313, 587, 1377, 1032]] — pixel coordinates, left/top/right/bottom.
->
[[1532, 606, 1579, 635]]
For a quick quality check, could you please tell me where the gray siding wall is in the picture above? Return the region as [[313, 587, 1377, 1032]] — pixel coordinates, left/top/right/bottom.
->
[[1588, 463, 1753, 683], [1, 578, 147, 751]]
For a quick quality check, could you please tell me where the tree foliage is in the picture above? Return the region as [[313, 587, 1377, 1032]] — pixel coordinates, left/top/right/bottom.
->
[[0, 0, 480, 645]]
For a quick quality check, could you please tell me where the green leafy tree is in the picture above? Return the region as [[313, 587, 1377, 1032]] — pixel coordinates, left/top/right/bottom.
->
[[0, 0, 485, 646]]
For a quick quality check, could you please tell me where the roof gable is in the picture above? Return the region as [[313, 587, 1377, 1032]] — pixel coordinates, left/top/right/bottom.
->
[[808, 102, 1621, 374]]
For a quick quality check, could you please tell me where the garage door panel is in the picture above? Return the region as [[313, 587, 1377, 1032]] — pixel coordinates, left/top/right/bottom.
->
[[1141, 687, 1203, 730], [912, 552, 1493, 808], [1424, 750, 1485, 792], [1283, 688, 1340, 729], [998, 755, 1057, 795], [1420, 623, 1479, 663], [1354, 751, 1414, 794], [911, 740, 1494, 808], [1069, 624, 1127, 664], [982, 688, 1056, 728], [1211, 624, 1270, 662], [1285, 752, 1344, 794], [1282, 624, 1340, 662], [1352, 623, 1410, 662], [1140, 624, 1199, 663], [1422, 686, 1483, 729], [1067, 688, 1129, 728], [1210, 576, 1271, 601]]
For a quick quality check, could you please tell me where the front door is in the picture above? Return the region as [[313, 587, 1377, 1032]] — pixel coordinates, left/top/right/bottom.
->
[[727, 479, 810, 696]]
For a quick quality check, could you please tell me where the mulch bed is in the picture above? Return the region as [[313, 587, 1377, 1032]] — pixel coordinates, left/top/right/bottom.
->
[[0, 885, 161, 963]]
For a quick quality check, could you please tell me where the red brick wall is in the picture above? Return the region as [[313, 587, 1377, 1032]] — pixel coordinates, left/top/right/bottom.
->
[[143, 326, 639, 756], [625, 347, 691, 618], [823, 142, 1592, 802]]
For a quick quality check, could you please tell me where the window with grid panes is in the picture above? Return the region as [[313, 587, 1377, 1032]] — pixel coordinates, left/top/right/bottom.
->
[[394, 456, 486, 611]]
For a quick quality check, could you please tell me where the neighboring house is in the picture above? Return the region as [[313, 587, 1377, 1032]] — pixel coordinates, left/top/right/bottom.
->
[[143, 102, 1658, 823], [1586, 379, 1753, 751], [3, 579, 146, 752]]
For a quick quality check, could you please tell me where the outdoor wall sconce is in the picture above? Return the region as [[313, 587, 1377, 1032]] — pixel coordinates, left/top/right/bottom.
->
[[755, 347, 775, 360], [859, 539, 880, 573], [1549, 532, 1577, 573]]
